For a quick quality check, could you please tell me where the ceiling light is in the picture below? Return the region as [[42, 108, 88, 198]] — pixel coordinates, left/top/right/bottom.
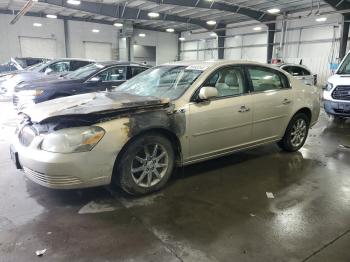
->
[[179, 37, 185, 41], [33, 22, 42, 27], [32, 0, 38, 2], [92, 29, 99, 33], [46, 14, 57, 19], [113, 22, 123, 27], [148, 12, 159, 18], [206, 20, 216, 25], [267, 8, 280, 14], [166, 28, 175, 33], [67, 0, 81, 5], [253, 26, 262, 31], [210, 32, 217, 37], [139, 33, 146, 37], [316, 17, 327, 22]]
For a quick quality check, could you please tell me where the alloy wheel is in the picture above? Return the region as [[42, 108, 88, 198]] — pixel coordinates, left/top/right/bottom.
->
[[130, 143, 169, 188], [290, 118, 307, 148]]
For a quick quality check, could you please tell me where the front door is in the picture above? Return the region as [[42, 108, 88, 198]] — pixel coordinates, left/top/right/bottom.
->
[[188, 66, 253, 161]]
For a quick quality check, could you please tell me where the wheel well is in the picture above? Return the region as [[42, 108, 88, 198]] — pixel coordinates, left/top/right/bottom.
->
[[295, 107, 312, 123], [113, 128, 182, 177]]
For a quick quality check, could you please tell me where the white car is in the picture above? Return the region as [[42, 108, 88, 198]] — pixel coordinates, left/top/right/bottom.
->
[[278, 63, 317, 86], [324, 52, 350, 119], [11, 60, 321, 195]]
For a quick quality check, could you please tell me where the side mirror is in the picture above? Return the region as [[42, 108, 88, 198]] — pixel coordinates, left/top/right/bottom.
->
[[198, 86, 218, 100], [89, 76, 101, 82], [44, 68, 53, 75]]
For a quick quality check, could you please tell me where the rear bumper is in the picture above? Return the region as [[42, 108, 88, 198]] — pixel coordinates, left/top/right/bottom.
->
[[324, 100, 350, 117]]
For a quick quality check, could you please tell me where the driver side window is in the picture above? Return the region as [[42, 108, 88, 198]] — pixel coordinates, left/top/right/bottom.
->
[[96, 66, 126, 81], [203, 67, 246, 98]]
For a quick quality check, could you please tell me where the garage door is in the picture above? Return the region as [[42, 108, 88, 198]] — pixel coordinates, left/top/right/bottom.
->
[[19, 36, 57, 59], [84, 41, 112, 61]]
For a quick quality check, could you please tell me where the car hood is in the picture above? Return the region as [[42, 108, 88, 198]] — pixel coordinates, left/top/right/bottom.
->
[[21, 91, 170, 123], [327, 73, 350, 86], [19, 77, 83, 91]]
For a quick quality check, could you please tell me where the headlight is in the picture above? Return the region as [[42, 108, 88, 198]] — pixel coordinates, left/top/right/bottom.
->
[[17, 89, 44, 96], [41, 126, 105, 153], [0, 74, 14, 81], [325, 82, 333, 91]]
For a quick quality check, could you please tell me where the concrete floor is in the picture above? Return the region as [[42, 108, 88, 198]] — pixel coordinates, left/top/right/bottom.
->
[[0, 100, 350, 262]]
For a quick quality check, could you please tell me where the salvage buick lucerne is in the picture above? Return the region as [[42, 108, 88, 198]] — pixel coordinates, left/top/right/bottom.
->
[[11, 61, 321, 195]]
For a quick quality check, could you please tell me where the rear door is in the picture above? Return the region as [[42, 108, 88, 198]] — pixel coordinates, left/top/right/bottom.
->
[[246, 65, 294, 143]]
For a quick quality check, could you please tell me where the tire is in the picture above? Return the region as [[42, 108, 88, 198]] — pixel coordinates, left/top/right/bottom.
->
[[115, 133, 175, 195], [278, 113, 310, 152], [332, 115, 345, 122]]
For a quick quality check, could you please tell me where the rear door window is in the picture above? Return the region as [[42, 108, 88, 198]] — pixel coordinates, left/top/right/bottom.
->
[[69, 61, 92, 71], [131, 66, 148, 78], [247, 66, 289, 92]]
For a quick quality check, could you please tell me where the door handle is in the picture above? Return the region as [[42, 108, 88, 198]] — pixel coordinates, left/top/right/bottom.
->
[[238, 105, 250, 113], [282, 98, 292, 105]]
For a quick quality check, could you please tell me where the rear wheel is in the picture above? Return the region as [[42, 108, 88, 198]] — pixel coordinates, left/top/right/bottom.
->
[[115, 133, 175, 195], [278, 113, 310, 152]]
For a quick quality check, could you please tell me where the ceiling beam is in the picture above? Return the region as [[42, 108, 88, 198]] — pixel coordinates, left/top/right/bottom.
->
[[145, 0, 276, 22], [323, 0, 350, 10], [38, 0, 216, 29], [0, 9, 169, 32]]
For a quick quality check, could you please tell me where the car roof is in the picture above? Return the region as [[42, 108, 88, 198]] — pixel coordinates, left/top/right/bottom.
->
[[164, 60, 279, 70], [92, 61, 151, 67]]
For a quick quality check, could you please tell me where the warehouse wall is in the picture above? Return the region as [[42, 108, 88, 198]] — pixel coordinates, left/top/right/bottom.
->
[[132, 29, 178, 65], [274, 11, 342, 85], [0, 14, 178, 65], [67, 21, 119, 60], [0, 14, 65, 63], [180, 8, 347, 85]]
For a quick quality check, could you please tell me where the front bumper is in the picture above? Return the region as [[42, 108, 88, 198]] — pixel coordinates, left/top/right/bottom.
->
[[11, 132, 117, 189], [324, 100, 350, 117]]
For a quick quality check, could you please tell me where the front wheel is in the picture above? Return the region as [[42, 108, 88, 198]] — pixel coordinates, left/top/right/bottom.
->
[[278, 113, 310, 152], [114, 133, 175, 195]]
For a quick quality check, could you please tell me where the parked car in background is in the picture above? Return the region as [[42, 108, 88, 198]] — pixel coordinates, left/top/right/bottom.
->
[[0, 59, 94, 97], [277, 63, 317, 86], [13, 62, 150, 109], [0, 57, 48, 74], [11, 60, 321, 195], [324, 51, 350, 120]]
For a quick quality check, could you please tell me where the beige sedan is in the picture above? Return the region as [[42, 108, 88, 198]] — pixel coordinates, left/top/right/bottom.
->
[[11, 60, 321, 195]]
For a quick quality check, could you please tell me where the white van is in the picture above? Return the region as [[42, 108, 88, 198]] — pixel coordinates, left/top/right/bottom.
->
[[324, 52, 350, 119]]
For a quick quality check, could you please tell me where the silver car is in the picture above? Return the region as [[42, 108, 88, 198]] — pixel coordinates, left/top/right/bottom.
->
[[11, 60, 321, 195]]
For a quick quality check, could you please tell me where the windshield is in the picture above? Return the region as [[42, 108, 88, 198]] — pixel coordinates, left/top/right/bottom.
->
[[117, 66, 203, 100], [66, 63, 104, 79], [27, 62, 45, 71], [337, 53, 350, 74]]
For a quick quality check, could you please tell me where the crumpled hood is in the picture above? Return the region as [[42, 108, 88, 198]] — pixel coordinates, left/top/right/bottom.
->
[[21, 91, 170, 123]]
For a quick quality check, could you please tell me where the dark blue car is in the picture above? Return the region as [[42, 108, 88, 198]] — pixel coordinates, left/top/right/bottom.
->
[[13, 61, 150, 109]]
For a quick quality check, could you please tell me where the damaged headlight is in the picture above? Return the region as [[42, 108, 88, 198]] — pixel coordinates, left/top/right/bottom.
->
[[41, 126, 105, 153]]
